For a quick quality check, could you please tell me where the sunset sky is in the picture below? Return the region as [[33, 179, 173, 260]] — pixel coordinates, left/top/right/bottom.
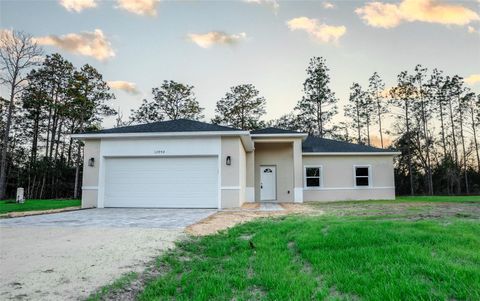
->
[[1, 0, 479, 128]]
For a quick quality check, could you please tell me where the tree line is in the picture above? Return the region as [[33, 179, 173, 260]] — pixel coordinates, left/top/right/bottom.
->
[[0, 31, 114, 199], [1, 30, 479, 199]]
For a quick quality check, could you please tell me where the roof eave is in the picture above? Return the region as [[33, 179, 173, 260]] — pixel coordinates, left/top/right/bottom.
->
[[302, 151, 401, 156], [251, 133, 308, 140]]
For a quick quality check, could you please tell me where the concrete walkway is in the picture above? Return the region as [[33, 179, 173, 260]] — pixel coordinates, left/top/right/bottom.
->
[[259, 203, 285, 211]]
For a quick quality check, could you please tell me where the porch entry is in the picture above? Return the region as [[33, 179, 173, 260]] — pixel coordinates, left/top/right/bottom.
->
[[260, 165, 276, 201]]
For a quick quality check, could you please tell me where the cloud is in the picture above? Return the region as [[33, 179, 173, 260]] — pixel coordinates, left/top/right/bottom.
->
[[107, 81, 139, 94], [34, 29, 115, 61], [59, 0, 97, 12], [465, 74, 480, 85], [287, 17, 346, 44], [116, 0, 159, 16], [244, 0, 279, 12], [187, 31, 247, 48], [356, 0, 480, 29], [323, 2, 335, 9]]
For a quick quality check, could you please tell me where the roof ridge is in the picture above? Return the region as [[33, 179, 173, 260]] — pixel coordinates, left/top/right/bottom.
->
[[83, 118, 243, 134]]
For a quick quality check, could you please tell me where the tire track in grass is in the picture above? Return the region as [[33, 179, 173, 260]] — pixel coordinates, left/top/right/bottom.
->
[[287, 226, 360, 301]]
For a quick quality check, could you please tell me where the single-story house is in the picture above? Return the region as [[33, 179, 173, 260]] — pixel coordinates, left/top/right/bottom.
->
[[72, 119, 400, 209]]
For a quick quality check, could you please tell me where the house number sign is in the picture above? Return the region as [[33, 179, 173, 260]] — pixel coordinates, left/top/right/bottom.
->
[[154, 150, 166, 154]]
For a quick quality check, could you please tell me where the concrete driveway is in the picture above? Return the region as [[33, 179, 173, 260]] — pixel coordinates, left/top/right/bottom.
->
[[0, 208, 216, 301]]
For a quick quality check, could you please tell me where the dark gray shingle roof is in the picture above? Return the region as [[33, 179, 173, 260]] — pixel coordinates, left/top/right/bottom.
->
[[250, 127, 305, 134], [86, 119, 242, 134], [302, 135, 395, 153]]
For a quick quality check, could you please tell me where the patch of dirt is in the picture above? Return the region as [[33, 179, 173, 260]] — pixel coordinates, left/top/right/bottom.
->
[[186, 203, 318, 236], [0, 206, 82, 218], [186, 211, 281, 236], [310, 201, 480, 220], [98, 262, 170, 301], [329, 286, 361, 301]]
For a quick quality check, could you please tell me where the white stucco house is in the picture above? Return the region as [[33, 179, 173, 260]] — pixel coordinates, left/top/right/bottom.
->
[[72, 119, 400, 209]]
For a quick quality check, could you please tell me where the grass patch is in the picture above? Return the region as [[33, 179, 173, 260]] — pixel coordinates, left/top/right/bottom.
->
[[308, 195, 480, 207], [139, 216, 480, 301], [396, 195, 480, 203], [86, 272, 138, 301], [0, 199, 80, 214]]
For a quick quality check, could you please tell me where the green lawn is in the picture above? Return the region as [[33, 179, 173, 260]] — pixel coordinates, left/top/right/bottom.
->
[[0, 199, 81, 214], [396, 195, 480, 202], [139, 215, 480, 301]]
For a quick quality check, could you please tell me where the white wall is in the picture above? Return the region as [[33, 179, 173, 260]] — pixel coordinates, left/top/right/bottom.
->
[[302, 155, 396, 202]]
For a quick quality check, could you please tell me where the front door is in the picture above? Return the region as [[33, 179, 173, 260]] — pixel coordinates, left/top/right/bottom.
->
[[260, 165, 276, 201]]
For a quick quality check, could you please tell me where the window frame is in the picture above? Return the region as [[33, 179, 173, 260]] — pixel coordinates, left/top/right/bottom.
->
[[303, 165, 324, 190], [353, 165, 372, 188]]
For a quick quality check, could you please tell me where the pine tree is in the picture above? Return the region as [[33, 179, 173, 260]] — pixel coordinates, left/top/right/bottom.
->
[[0, 30, 42, 199], [344, 82, 364, 144], [212, 84, 266, 130], [368, 72, 387, 148], [295, 57, 337, 137], [130, 81, 204, 123]]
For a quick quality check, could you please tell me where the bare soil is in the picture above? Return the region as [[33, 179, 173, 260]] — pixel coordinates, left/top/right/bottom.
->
[[186, 203, 317, 236], [310, 201, 480, 220]]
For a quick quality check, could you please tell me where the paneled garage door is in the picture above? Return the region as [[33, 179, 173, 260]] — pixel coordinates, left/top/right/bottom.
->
[[104, 156, 218, 208]]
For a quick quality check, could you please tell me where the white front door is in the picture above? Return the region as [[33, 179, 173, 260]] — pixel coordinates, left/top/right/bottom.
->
[[260, 165, 276, 201]]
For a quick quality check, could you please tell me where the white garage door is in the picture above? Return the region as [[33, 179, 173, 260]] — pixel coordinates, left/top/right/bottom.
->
[[104, 156, 218, 208]]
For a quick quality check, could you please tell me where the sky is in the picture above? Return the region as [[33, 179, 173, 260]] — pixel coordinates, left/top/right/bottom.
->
[[1, 0, 480, 129]]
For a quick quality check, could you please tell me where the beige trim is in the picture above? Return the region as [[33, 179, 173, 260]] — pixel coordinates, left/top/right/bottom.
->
[[73, 131, 254, 152], [221, 186, 241, 190], [72, 131, 250, 139], [251, 133, 308, 138], [82, 186, 98, 190], [294, 187, 303, 203]]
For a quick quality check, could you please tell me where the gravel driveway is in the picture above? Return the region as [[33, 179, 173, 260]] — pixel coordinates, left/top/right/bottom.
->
[[0, 208, 215, 301]]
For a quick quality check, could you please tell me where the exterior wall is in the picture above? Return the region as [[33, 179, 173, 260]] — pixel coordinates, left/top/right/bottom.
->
[[220, 136, 247, 208], [254, 143, 294, 202], [292, 138, 304, 203], [238, 139, 246, 206], [302, 155, 396, 202], [81, 139, 100, 208], [245, 151, 255, 202]]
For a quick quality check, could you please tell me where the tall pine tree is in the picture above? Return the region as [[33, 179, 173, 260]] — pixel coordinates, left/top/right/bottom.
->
[[295, 57, 337, 137]]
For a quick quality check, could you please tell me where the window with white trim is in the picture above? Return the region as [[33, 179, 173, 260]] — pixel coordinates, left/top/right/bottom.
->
[[354, 166, 370, 187], [305, 166, 322, 188]]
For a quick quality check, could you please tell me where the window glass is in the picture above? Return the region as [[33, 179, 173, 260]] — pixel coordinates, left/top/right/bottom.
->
[[307, 178, 320, 187], [356, 167, 369, 177], [356, 177, 369, 186], [306, 167, 319, 177], [305, 167, 321, 187]]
